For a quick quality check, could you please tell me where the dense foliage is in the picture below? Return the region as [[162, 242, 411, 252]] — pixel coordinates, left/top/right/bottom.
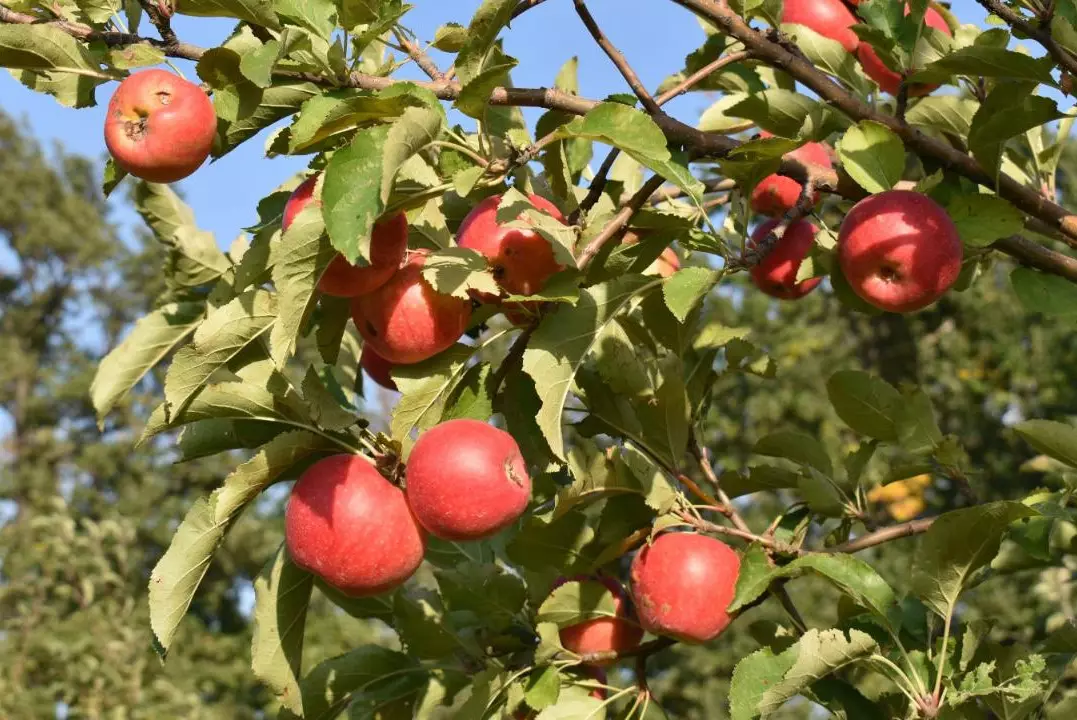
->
[[4, 0, 1077, 718]]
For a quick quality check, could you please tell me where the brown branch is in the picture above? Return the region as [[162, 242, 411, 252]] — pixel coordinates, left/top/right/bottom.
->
[[975, 0, 1077, 79], [576, 175, 666, 269], [730, 173, 819, 270], [830, 518, 936, 553], [573, 0, 661, 114], [578, 636, 674, 665], [392, 27, 443, 81], [139, 0, 177, 47], [682, 512, 803, 554], [655, 49, 752, 105], [489, 321, 538, 397], [570, 148, 621, 225], [994, 234, 1077, 281], [668, 0, 1077, 247]]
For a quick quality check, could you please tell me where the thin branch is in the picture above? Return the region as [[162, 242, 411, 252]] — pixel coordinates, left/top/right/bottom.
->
[[689, 431, 754, 534], [995, 234, 1077, 282], [975, 0, 1077, 79], [489, 322, 538, 397], [571, 147, 621, 224], [572, 0, 661, 114], [729, 173, 819, 270], [829, 518, 936, 553], [655, 49, 752, 105], [392, 27, 444, 81], [577, 637, 674, 665], [139, 0, 177, 46], [682, 513, 801, 554], [510, 0, 552, 20], [576, 175, 666, 269]]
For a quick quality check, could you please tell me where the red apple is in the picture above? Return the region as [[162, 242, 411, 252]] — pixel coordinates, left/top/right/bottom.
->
[[457, 193, 568, 323], [553, 575, 644, 664], [285, 454, 425, 596], [750, 133, 834, 217], [360, 346, 396, 391], [351, 250, 472, 364], [282, 174, 409, 298], [748, 218, 823, 300], [649, 248, 681, 278], [405, 419, 531, 541], [783, 0, 860, 53], [837, 189, 962, 313], [857, 5, 953, 96], [586, 668, 608, 700], [104, 69, 216, 183], [630, 533, 741, 644]]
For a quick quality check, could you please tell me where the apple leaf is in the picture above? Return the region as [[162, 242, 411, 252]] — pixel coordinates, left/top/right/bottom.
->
[[663, 267, 720, 323], [968, 83, 1066, 175], [269, 201, 335, 366], [176, 419, 282, 462], [149, 430, 334, 656], [390, 344, 481, 447], [323, 106, 443, 264], [175, 0, 280, 30], [432, 22, 468, 52], [420, 247, 500, 300], [1014, 419, 1077, 468], [1010, 266, 1077, 316], [837, 121, 905, 194], [754, 430, 833, 476], [912, 47, 1057, 85], [535, 580, 622, 627], [727, 88, 821, 138], [251, 544, 313, 716], [90, 301, 204, 423], [215, 81, 320, 157], [826, 370, 903, 441], [288, 85, 435, 153], [455, 0, 517, 83], [945, 193, 1025, 247], [905, 95, 979, 140], [522, 275, 654, 460], [911, 501, 1039, 618], [524, 665, 562, 711], [163, 290, 277, 419], [133, 181, 231, 288]]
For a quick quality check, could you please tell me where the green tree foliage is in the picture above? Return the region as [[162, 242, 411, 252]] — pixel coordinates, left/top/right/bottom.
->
[[4, 0, 1077, 718]]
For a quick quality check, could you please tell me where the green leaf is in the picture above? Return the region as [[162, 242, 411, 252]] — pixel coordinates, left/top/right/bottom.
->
[[969, 84, 1065, 175], [754, 430, 833, 476], [434, 563, 527, 624], [143, 380, 311, 440], [269, 204, 335, 366], [837, 121, 905, 194], [730, 629, 878, 720], [392, 590, 459, 659], [279, 646, 423, 720], [176, 419, 282, 461], [720, 465, 802, 498], [216, 82, 320, 157], [390, 344, 478, 444], [525, 666, 561, 711], [302, 367, 357, 431], [274, 0, 336, 39], [238, 38, 280, 87], [534, 689, 605, 719], [251, 544, 313, 715], [1014, 420, 1077, 469], [323, 106, 442, 263], [826, 370, 902, 441], [196, 47, 263, 124], [906, 96, 979, 140], [662, 267, 719, 323], [175, 0, 280, 30], [432, 22, 468, 52], [536, 580, 621, 627], [1010, 266, 1077, 316], [163, 290, 277, 418], [912, 47, 1057, 85], [896, 386, 943, 454], [507, 511, 596, 574], [945, 193, 1025, 247], [149, 431, 332, 655], [911, 501, 1039, 618], [727, 89, 820, 138], [107, 43, 167, 70], [288, 85, 431, 153], [134, 182, 230, 288], [90, 301, 204, 422], [420, 247, 500, 300], [0, 25, 110, 81], [456, 48, 517, 119], [441, 362, 494, 423], [729, 553, 897, 626], [781, 23, 867, 92], [456, 0, 517, 83], [523, 276, 654, 460]]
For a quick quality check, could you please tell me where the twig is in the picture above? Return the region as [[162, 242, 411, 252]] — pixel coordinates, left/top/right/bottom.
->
[[572, 0, 661, 114], [139, 0, 177, 46], [688, 431, 754, 533], [489, 322, 538, 397], [729, 174, 818, 270], [682, 512, 802, 554], [570, 148, 621, 225], [975, 0, 1077, 79], [392, 27, 444, 81], [829, 518, 936, 553], [578, 637, 674, 665], [654, 49, 752, 105], [510, 0, 552, 20], [895, 79, 910, 124], [576, 175, 666, 269]]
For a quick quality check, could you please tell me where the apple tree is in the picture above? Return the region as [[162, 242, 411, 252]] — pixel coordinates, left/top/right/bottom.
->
[[3, 0, 1077, 716]]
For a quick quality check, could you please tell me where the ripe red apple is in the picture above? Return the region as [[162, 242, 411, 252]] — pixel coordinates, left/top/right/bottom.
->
[[553, 575, 644, 664], [857, 5, 953, 96], [285, 454, 425, 596], [748, 218, 823, 300], [360, 346, 396, 391], [405, 419, 531, 541], [837, 190, 962, 313], [630, 533, 741, 644], [623, 229, 681, 278], [457, 193, 568, 319], [104, 69, 216, 183], [783, 0, 860, 53], [282, 174, 409, 298], [351, 250, 472, 364], [750, 133, 834, 217]]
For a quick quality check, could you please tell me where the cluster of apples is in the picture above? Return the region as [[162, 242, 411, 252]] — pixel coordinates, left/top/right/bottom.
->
[[747, 0, 963, 313]]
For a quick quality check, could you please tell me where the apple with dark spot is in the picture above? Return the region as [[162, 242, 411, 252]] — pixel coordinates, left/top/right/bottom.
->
[[104, 69, 216, 183]]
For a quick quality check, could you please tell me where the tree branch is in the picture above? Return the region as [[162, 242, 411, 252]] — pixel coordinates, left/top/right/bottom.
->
[[655, 49, 752, 105], [576, 174, 666, 269], [139, 0, 177, 47], [573, 0, 661, 114], [975, 0, 1077, 79], [392, 27, 444, 81], [830, 518, 936, 553]]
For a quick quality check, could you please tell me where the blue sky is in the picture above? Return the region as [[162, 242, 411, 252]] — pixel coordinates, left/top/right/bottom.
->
[[0, 0, 996, 245]]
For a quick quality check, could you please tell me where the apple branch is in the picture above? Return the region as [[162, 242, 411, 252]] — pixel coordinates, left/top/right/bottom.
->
[[572, 0, 661, 114], [576, 175, 667, 268], [829, 517, 936, 553], [138, 0, 178, 47], [392, 27, 444, 81], [667, 0, 1077, 246], [729, 171, 820, 271], [975, 0, 1077, 79]]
